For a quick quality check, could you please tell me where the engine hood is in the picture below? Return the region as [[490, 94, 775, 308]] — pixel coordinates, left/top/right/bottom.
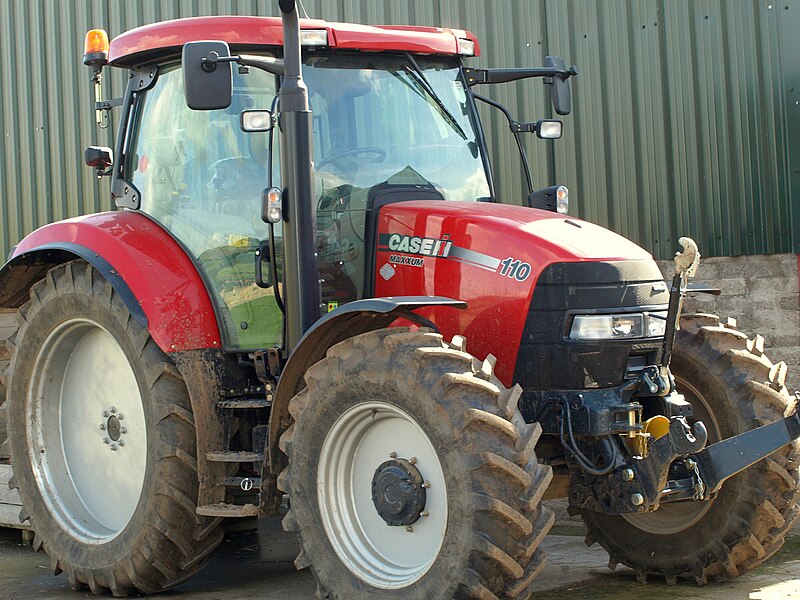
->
[[373, 201, 664, 385]]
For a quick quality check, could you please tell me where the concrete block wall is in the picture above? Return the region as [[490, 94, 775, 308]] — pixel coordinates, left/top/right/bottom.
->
[[655, 253, 800, 393]]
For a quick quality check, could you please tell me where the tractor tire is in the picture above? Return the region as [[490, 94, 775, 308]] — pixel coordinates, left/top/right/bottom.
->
[[278, 328, 554, 599], [580, 314, 800, 585], [2, 260, 223, 595]]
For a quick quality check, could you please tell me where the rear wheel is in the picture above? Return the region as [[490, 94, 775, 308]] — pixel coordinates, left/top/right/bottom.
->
[[581, 314, 800, 584], [4, 261, 223, 595], [278, 328, 554, 599]]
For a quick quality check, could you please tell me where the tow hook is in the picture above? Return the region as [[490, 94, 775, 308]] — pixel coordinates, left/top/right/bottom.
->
[[570, 417, 708, 514]]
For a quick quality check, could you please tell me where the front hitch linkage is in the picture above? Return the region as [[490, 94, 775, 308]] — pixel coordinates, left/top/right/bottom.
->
[[571, 237, 800, 515]]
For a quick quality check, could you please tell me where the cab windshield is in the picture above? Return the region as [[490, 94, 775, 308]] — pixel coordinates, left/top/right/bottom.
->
[[305, 53, 490, 204]]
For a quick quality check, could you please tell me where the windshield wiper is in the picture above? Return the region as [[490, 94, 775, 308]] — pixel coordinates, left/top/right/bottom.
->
[[401, 53, 467, 141]]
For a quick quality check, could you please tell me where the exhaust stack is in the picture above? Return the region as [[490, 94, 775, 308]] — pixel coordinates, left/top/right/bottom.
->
[[278, 0, 321, 351]]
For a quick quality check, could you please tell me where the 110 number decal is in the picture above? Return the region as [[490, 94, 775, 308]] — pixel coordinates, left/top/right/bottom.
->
[[498, 257, 531, 281]]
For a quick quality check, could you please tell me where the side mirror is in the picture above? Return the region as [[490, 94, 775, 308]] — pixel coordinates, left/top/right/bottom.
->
[[85, 146, 113, 175], [182, 41, 233, 110], [544, 56, 572, 115]]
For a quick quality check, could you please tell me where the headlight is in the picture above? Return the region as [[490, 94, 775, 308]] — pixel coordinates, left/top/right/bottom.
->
[[569, 311, 667, 341]]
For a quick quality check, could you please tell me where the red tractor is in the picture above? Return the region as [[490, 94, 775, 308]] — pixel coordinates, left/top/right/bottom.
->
[[1, 2, 797, 597]]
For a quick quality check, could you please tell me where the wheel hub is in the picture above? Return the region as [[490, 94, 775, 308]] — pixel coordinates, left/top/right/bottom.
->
[[99, 406, 128, 450], [371, 458, 426, 526], [107, 415, 122, 440]]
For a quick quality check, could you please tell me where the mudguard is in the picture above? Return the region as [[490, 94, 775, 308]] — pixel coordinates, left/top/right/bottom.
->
[[266, 296, 466, 474], [0, 211, 221, 352]]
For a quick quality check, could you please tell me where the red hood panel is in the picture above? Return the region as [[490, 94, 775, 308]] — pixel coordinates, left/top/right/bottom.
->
[[374, 202, 655, 385]]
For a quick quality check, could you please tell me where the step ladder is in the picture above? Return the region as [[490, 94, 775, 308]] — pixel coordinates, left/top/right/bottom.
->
[[196, 385, 273, 518]]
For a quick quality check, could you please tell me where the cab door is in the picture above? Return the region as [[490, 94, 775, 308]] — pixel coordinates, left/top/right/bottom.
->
[[124, 63, 283, 350]]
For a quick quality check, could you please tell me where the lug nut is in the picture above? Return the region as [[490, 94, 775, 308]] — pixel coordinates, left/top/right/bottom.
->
[[389, 451, 397, 458], [421, 481, 431, 489], [622, 468, 635, 482], [110, 443, 118, 451], [117, 413, 124, 420], [102, 438, 110, 445], [409, 456, 417, 465], [110, 406, 117, 414], [99, 424, 106, 431], [102, 410, 109, 418], [631, 493, 644, 506], [118, 440, 125, 447], [420, 511, 429, 518], [405, 525, 413, 533], [120, 427, 127, 434]]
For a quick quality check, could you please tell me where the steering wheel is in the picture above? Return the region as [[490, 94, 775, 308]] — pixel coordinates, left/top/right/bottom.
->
[[316, 147, 387, 170]]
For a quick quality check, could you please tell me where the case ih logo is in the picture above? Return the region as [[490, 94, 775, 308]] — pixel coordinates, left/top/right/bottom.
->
[[380, 233, 453, 258]]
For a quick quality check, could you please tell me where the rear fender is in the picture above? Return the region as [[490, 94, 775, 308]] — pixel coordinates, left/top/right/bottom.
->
[[0, 211, 221, 352], [266, 296, 466, 475], [0, 244, 147, 326]]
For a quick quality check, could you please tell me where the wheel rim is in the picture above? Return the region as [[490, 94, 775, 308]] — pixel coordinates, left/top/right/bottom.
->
[[27, 319, 147, 543], [317, 401, 448, 589], [622, 376, 720, 534]]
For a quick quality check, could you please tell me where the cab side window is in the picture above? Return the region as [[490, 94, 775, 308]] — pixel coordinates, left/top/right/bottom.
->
[[127, 65, 282, 350]]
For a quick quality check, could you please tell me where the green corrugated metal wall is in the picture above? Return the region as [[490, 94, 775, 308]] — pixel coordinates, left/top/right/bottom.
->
[[1, 0, 798, 260]]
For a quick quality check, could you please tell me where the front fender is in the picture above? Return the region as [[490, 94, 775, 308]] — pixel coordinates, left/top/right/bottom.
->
[[266, 296, 466, 475], [0, 211, 221, 352]]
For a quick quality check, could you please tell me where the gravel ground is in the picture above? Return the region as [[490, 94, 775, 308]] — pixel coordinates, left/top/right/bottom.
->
[[1, 512, 798, 599]]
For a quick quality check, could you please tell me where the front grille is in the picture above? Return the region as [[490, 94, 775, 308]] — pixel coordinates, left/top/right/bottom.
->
[[513, 260, 669, 391]]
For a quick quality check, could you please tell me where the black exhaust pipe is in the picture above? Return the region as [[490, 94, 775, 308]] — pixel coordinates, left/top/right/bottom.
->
[[278, 0, 321, 351]]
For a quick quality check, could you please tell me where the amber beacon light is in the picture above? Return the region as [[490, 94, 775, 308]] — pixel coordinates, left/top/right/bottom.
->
[[84, 29, 109, 67]]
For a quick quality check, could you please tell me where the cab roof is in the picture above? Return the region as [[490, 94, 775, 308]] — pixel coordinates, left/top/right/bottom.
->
[[109, 16, 480, 67]]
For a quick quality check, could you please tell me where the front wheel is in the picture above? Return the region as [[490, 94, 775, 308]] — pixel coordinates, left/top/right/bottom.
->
[[278, 328, 554, 599], [4, 261, 223, 595], [581, 314, 800, 584]]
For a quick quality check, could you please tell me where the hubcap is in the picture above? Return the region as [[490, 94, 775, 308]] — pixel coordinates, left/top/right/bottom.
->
[[317, 401, 447, 589], [27, 319, 147, 543], [371, 458, 426, 526], [622, 376, 720, 534]]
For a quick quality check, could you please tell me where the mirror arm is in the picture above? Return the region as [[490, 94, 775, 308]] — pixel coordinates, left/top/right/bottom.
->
[[465, 66, 577, 87], [202, 52, 285, 76], [238, 55, 285, 76], [473, 92, 534, 194]]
